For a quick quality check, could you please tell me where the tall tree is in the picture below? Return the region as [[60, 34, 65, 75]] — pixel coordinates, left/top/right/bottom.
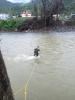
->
[[31, 0, 39, 17], [32, 0, 64, 26]]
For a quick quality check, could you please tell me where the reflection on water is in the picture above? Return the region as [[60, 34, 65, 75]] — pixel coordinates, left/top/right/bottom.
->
[[1, 32, 75, 100]]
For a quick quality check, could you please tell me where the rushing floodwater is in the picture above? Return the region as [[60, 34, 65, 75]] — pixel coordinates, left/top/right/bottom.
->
[[1, 32, 75, 100]]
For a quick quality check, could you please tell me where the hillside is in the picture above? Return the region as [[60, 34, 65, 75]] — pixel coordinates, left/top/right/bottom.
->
[[0, 0, 20, 7], [0, 0, 75, 15], [0, 0, 22, 15]]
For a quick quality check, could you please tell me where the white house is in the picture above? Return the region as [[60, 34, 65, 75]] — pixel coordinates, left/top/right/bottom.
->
[[53, 14, 60, 20], [0, 13, 10, 20], [21, 10, 32, 17]]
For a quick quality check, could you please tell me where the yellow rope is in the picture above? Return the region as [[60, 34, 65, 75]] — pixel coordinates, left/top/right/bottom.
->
[[24, 86, 28, 100], [24, 64, 36, 100], [14, 63, 36, 100]]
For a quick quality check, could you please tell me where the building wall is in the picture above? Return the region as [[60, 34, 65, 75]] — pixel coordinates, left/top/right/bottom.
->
[[0, 14, 10, 20], [21, 11, 32, 17], [0, 50, 14, 100]]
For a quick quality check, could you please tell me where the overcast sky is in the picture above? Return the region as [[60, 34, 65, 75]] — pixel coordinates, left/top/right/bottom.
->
[[7, 0, 31, 3]]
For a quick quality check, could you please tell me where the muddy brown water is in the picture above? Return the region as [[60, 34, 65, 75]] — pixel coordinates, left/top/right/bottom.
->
[[1, 31, 75, 100]]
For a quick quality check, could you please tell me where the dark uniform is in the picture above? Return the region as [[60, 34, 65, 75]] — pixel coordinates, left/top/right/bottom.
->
[[34, 48, 40, 56]]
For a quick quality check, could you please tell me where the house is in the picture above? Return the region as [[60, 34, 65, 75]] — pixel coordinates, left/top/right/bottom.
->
[[0, 13, 10, 20], [12, 16, 16, 19], [21, 10, 32, 17], [53, 14, 60, 20]]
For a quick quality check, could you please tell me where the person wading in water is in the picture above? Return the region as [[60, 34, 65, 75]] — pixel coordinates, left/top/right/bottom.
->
[[34, 46, 40, 57]]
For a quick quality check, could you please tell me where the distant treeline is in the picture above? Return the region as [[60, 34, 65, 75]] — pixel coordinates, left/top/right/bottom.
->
[[0, 0, 75, 16], [0, 3, 33, 16]]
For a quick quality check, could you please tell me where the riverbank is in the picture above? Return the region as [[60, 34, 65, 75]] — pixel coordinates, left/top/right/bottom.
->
[[0, 26, 75, 33], [0, 18, 75, 33]]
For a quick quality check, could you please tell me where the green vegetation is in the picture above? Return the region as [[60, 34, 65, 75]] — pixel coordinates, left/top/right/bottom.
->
[[63, 0, 75, 15], [0, 3, 33, 16], [0, 18, 29, 31], [0, 0, 75, 32], [0, 0, 75, 16]]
